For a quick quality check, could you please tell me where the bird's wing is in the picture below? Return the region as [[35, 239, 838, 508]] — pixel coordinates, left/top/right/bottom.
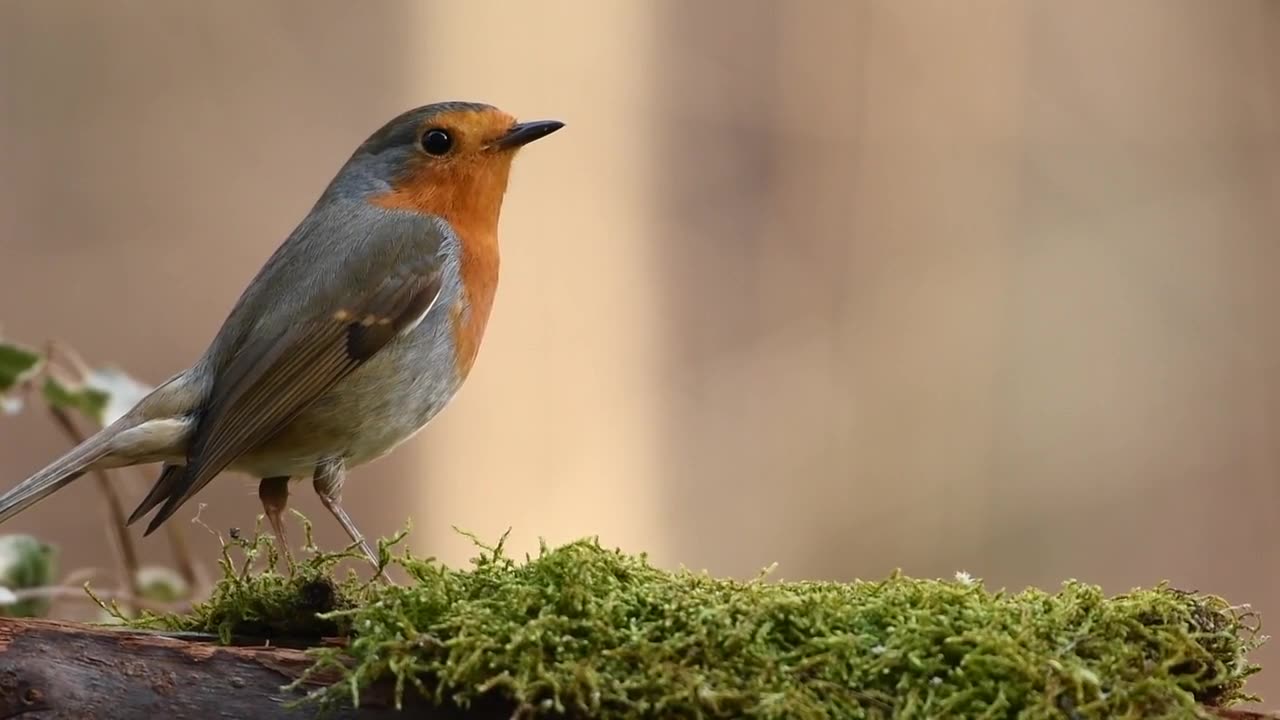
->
[[138, 211, 447, 534]]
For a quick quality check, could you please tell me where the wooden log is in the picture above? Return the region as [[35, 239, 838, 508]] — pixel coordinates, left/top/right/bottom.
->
[[0, 617, 1273, 719], [0, 618, 516, 719]]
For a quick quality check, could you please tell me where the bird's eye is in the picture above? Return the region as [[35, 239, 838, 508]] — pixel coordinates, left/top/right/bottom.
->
[[420, 129, 453, 156]]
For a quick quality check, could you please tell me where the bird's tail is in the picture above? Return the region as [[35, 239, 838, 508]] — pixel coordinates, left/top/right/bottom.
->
[[0, 370, 199, 525], [0, 426, 117, 524]]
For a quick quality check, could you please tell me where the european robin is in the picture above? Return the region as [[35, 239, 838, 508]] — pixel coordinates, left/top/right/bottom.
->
[[0, 101, 564, 570]]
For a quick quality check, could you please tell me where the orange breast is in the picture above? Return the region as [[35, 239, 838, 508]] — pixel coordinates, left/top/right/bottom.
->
[[368, 144, 511, 383], [447, 221, 499, 381]]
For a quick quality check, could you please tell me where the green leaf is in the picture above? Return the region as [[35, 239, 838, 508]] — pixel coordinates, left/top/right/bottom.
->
[[135, 565, 189, 603], [42, 375, 110, 425], [0, 341, 42, 394], [0, 534, 57, 618], [84, 366, 152, 427]]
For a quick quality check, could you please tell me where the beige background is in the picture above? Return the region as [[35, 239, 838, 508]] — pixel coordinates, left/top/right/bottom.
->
[[2, 0, 1279, 708]]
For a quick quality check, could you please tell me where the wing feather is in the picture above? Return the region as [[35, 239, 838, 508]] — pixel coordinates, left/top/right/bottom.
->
[[133, 213, 447, 534]]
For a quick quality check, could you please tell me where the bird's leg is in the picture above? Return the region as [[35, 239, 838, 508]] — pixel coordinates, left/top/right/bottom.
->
[[257, 476, 294, 566], [312, 458, 388, 580]]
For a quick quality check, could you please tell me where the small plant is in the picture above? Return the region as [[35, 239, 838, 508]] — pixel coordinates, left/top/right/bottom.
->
[[0, 534, 57, 618], [0, 332, 204, 618]]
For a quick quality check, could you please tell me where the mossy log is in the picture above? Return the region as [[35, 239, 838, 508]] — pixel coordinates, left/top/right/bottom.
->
[[0, 618, 1269, 720], [4, 533, 1268, 718], [0, 618, 516, 719]]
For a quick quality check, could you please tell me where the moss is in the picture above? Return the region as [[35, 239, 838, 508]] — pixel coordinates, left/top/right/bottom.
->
[[126, 523, 1264, 719]]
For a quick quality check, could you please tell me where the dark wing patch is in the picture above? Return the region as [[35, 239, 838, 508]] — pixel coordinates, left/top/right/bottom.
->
[[139, 264, 443, 536], [345, 277, 441, 361]]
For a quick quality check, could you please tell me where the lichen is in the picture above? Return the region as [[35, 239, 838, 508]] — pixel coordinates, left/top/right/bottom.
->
[[126, 522, 1265, 719]]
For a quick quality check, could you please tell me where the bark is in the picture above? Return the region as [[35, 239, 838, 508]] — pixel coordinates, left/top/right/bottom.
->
[[0, 618, 514, 719]]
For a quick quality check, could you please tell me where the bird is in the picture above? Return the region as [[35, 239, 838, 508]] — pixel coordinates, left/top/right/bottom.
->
[[0, 101, 563, 571]]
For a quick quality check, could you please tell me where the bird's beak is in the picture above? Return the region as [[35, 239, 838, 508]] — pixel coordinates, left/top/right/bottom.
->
[[491, 120, 565, 151]]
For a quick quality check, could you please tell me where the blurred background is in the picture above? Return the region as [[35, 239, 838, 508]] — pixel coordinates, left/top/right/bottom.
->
[[2, 0, 1280, 705]]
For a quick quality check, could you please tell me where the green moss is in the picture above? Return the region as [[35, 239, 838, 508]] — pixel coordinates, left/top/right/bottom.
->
[[119, 517, 365, 642], [125, 523, 1264, 719]]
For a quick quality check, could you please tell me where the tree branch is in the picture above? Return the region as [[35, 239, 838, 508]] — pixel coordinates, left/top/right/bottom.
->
[[10, 585, 176, 616], [36, 339, 208, 607], [43, 404, 144, 609], [0, 618, 515, 719]]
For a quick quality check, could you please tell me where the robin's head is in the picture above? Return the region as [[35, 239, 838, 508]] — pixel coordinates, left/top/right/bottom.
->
[[331, 101, 563, 228]]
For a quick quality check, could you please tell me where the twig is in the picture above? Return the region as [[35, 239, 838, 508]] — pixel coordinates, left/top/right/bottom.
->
[[45, 567, 101, 618], [165, 511, 207, 589], [8, 585, 178, 615], [39, 339, 209, 605], [58, 568, 101, 587], [44, 340, 91, 377], [5, 336, 216, 617], [45, 404, 143, 611]]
